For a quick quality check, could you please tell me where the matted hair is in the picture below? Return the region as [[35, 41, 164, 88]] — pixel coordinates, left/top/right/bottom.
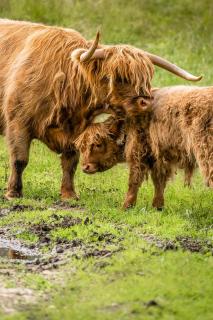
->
[[74, 123, 110, 150], [75, 45, 154, 103]]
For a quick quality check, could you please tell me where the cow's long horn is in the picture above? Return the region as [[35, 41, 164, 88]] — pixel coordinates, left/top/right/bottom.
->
[[145, 52, 202, 82], [80, 31, 101, 62]]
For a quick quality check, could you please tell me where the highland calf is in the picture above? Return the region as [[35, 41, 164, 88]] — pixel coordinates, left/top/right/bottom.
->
[[76, 86, 213, 209], [0, 19, 201, 200]]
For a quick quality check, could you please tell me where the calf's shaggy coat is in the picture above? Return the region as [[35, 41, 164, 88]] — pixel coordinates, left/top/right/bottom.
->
[[0, 19, 200, 200], [77, 86, 213, 209]]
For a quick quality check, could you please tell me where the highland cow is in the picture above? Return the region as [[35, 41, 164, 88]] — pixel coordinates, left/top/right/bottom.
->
[[76, 86, 213, 209], [0, 19, 201, 200]]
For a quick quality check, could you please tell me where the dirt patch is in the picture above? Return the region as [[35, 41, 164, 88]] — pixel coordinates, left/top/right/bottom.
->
[[26, 239, 85, 272], [144, 300, 160, 308], [26, 241, 123, 272], [0, 205, 123, 273], [141, 234, 213, 254], [0, 201, 85, 218], [142, 235, 178, 251], [83, 248, 113, 258], [50, 201, 85, 212], [176, 236, 213, 254], [29, 214, 83, 244], [0, 287, 38, 314], [0, 204, 35, 216], [97, 232, 118, 243]]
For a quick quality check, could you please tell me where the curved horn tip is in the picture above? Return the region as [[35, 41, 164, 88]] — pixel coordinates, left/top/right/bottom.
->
[[79, 30, 101, 62], [145, 51, 203, 82], [192, 75, 203, 82], [93, 30, 100, 47], [96, 30, 100, 40]]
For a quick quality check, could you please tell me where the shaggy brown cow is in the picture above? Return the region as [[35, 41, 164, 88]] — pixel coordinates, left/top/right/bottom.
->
[[76, 86, 213, 209], [0, 19, 201, 200]]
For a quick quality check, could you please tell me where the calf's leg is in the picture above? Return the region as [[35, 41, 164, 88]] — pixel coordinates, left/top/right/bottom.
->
[[123, 163, 146, 209], [151, 165, 171, 210], [123, 128, 149, 209], [60, 150, 79, 200], [193, 133, 213, 188]]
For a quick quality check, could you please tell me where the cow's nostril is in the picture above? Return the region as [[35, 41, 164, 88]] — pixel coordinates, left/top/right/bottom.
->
[[83, 164, 90, 172]]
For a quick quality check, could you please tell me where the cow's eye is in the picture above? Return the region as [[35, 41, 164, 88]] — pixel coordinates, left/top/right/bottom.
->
[[90, 143, 102, 151]]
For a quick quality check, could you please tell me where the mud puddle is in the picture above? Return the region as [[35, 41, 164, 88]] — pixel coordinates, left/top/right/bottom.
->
[[0, 239, 40, 262], [0, 204, 123, 272]]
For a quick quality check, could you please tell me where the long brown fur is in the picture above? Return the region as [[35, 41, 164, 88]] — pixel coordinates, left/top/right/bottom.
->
[[0, 19, 155, 199], [77, 86, 213, 209]]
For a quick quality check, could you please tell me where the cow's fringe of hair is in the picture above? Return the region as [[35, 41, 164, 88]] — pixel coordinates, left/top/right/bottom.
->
[[79, 45, 154, 103]]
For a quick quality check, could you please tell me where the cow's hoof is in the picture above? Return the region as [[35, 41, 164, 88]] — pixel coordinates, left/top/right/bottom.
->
[[184, 181, 192, 188], [4, 191, 22, 200], [122, 201, 135, 210], [61, 192, 79, 201], [156, 207, 163, 211], [152, 198, 164, 210], [152, 203, 164, 211]]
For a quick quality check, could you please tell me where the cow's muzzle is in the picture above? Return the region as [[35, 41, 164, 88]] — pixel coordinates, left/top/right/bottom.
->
[[82, 163, 98, 174]]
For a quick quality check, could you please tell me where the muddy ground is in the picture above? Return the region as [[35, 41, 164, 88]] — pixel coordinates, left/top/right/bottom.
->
[[0, 192, 212, 319]]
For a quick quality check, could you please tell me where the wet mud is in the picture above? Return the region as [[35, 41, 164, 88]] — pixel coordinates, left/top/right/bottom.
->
[[142, 234, 213, 254], [0, 239, 39, 262], [0, 203, 211, 276], [0, 205, 35, 217], [0, 203, 123, 272]]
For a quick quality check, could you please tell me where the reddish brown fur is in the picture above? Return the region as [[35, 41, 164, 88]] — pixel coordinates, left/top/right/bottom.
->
[[77, 86, 213, 209], [0, 19, 203, 200], [0, 19, 155, 199]]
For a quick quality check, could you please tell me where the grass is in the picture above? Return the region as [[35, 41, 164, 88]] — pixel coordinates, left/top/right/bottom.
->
[[0, 1, 213, 319]]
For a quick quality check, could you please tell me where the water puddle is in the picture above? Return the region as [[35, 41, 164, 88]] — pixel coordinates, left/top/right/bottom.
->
[[0, 239, 39, 262]]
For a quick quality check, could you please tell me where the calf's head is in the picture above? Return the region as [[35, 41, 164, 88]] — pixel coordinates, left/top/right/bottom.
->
[[75, 113, 125, 174]]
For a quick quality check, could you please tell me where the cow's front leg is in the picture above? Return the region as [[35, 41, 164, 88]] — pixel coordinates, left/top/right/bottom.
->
[[123, 163, 146, 209], [5, 124, 31, 200], [60, 150, 79, 200]]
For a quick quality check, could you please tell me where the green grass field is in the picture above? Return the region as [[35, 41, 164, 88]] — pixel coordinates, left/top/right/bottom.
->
[[0, 1, 213, 319]]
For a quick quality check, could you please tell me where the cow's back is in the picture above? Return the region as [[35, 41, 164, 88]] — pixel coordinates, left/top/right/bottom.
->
[[0, 20, 45, 80], [0, 19, 87, 139], [150, 85, 213, 161], [0, 20, 46, 129]]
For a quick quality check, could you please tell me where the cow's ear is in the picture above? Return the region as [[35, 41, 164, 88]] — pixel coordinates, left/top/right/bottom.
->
[[92, 113, 113, 124]]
